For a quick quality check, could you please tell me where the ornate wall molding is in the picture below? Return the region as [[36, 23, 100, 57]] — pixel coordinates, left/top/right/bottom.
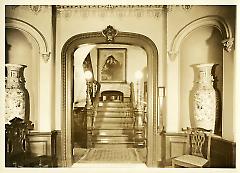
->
[[56, 5, 165, 18], [61, 27, 159, 167], [169, 15, 234, 61], [166, 5, 192, 12], [29, 5, 42, 15], [5, 17, 51, 63], [8, 5, 43, 15], [56, 5, 165, 9]]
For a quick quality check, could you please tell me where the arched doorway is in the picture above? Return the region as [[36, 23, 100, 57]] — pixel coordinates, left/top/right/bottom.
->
[[61, 26, 159, 167]]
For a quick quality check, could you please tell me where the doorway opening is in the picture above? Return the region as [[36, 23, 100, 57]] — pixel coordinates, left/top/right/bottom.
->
[[61, 27, 158, 167]]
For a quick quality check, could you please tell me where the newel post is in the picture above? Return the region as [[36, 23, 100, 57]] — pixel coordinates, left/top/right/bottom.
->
[[84, 71, 94, 148], [133, 71, 145, 147]]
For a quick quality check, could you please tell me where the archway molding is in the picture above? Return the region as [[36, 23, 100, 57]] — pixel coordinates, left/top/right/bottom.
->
[[61, 27, 159, 167], [5, 17, 51, 62], [168, 15, 234, 61]]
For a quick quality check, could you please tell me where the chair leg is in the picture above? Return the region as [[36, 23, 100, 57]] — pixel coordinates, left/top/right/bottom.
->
[[172, 160, 175, 168]]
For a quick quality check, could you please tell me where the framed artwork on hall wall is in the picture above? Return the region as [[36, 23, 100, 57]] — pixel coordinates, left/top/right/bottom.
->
[[97, 48, 127, 83]]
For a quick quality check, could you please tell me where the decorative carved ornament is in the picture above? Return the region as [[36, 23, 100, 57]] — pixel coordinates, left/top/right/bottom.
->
[[9, 5, 42, 15], [165, 5, 192, 12], [221, 38, 234, 52], [102, 25, 118, 43], [56, 5, 165, 9], [29, 5, 42, 15], [41, 52, 51, 63]]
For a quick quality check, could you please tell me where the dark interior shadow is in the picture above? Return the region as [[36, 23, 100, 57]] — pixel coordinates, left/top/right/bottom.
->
[[211, 64, 222, 136], [5, 39, 11, 79], [206, 27, 223, 136], [5, 39, 11, 64]]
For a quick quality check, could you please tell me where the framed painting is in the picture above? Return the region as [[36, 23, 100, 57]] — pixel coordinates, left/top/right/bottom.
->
[[97, 48, 127, 83]]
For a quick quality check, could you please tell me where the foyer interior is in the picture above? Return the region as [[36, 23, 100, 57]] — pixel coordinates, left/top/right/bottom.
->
[[3, 5, 238, 168]]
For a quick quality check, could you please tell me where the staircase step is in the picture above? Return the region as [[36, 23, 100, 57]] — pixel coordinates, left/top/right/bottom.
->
[[99, 101, 132, 107], [97, 107, 132, 112], [94, 117, 133, 124], [93, 142, 134, 148], [93, 97, 135, 148], [93, 129, 134, 136], [96, 111, 133, 117], [95, 123, 134, 129], [92, 135, 132, 142]]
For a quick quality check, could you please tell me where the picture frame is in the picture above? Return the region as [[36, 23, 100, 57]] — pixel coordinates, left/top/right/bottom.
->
[[97, 48, 127, 83]]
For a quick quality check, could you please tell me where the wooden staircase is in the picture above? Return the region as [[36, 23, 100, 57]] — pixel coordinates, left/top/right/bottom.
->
[[92, 100, 135, 148]]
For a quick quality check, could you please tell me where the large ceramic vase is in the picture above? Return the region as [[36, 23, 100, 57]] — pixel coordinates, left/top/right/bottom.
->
[[192, 63, 219, 132], [5, 64, 29, 123]]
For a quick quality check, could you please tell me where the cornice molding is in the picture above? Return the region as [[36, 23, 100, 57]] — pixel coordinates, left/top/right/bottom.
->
[[56, 5, 165, 9], [56, 5, 165, 18]]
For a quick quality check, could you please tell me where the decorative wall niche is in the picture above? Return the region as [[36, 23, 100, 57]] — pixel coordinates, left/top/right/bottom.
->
[[168, 15, 234, 137], [5, 18, 51, 130]]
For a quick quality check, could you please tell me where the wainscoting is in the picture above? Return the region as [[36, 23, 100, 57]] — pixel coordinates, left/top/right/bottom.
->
[[163, 133, 236, 168], [28, 130, 61, 167], [73, 107, 87, 148]]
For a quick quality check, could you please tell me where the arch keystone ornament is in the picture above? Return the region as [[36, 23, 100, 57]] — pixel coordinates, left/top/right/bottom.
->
[[102, 25, 118, 43]]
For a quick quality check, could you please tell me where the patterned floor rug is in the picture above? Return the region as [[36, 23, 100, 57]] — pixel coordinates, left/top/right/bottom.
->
[[77, 148, 141, 163]]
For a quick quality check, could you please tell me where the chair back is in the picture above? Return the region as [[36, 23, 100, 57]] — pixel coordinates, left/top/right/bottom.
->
[[5, 117, 34, 166], [185, 127, 212, 160]]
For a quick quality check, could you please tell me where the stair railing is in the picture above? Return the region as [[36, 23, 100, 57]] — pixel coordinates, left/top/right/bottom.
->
[[131, 82, 145, 148], [85, 79, 101, 148], [130, 82, 135, 106], [91, 80, 101, 129]]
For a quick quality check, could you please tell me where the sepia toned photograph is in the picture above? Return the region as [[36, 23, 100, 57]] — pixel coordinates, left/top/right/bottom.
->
[[1, 2, 239, 172]]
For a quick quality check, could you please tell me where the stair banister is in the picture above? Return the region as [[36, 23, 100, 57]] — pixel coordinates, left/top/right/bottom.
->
[[131, 78, 145, 147], [92, 80, 101, 129]]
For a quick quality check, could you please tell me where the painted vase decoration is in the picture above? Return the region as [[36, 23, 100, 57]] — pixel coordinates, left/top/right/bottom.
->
[[5, 64, 29, 123], [191, 63, 219, 132]]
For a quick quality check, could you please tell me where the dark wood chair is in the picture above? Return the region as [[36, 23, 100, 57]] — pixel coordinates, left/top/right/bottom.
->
[[172, 127, 213, 168], [5, 117, 53, 167]]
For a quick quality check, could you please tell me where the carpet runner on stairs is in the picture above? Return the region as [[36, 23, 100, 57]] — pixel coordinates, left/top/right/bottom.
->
[[92, 100, 135, 148]]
